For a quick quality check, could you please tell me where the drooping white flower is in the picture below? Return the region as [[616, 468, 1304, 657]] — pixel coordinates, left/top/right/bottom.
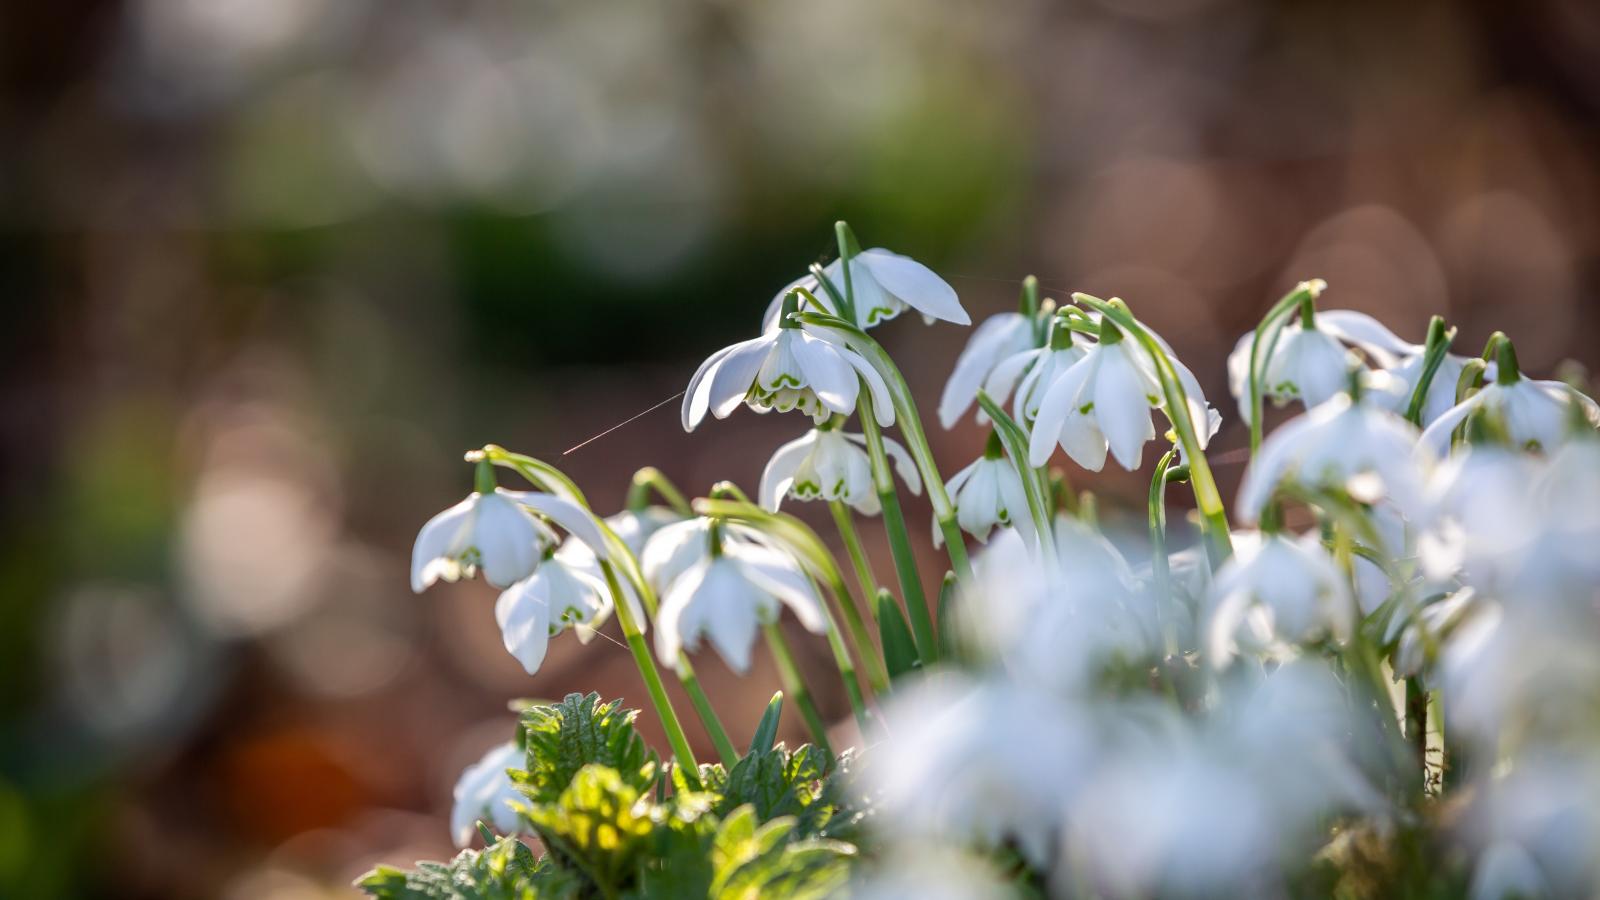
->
[[1206, 531, 1354, 664], [1417, 371, 1600, 456], [642, 519, 827, 673], [983, 326, 1090, 425], [761, 247, 969, 331], [862, 673, 1095, 867], [681, 321, 895, 430], [411, 488, 610, 592], [1227, 308, 1414, 423], [449, 741, 526, 848], [759, 427, 920, 515], [553, 506, 681, 644], [1460, 753, 1600, 900], [938, 311, 1037, 428], [1027, 322, 1216, 472], [1236, 393, 1429, 523], [937, 442, 1034, 548], [494, 556, 611, 675]]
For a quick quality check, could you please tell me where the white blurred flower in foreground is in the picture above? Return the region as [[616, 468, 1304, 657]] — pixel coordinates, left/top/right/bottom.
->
[[642, 519, 827, 673], [681, 317, 894, 430], [760, 427, 920, 515], [411, 488, 610, 592], [450, 741, 525, 848], [939, 311, 1036, 428], [938, 440, 1033, 547], [1207, 532, 1353, 664], [852, 848, 1014, 900], [494, 557, 610, 675], [1227, 308, 1412, 423], [963, 520, 1149, 694], [1236, 393, 1428, 523], [1028, 322, 1214, 472], [1461, 754, 1600, 900], [1067, 662, 1384, 897], [864, 673, 1093, 866], [762, 247, 969, 330]]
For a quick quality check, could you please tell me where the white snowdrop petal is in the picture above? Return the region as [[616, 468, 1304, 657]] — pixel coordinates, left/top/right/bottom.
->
[[858, 248, 969, 326]]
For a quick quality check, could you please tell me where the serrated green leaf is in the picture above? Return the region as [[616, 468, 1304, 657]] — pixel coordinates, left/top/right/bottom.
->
[[354, 834, 577, 900], [526, 764, 655, 896], [516, 693, 658, 805]]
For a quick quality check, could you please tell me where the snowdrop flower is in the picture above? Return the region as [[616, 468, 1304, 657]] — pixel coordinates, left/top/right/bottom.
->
[[761, 247, 969, 331], [863, 673, 1094, 867], [1417, 345, 1600, 455], [553, 506, 681, 644], [449, 741, 526, 848], [494, 556, 610, 675], [963, 520, 1150, 694], [1028, 319, 1215, 472], [411, 488, 610, 592], [938, 311, 1036, 428], [982, 323, 1089, 424], [1207, 531, 1353, 664], [1227, 307, 1413, 423], [681, 308, 895, 430], [1460, 754, 1600, 900], [642, 518, 827, 673], [759, 426, 920, 515], [1236, 393, 1429, 523], [937, 435, 1034, 547]]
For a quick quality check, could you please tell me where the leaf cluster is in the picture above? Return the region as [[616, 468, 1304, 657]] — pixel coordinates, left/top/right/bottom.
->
[[356, 693, 860, 900]]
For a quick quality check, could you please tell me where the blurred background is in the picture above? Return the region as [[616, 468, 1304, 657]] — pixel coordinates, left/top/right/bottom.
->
[[3, 0, 1599, 896]]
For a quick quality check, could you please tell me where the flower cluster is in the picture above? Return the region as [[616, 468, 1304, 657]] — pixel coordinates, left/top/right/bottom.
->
[[367, 223, 1600, 900]]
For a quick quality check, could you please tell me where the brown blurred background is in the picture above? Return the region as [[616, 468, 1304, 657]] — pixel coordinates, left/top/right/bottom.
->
[[3, 0, 1599, 896]]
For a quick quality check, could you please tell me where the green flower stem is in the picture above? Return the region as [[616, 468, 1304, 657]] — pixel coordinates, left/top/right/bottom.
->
[[856, 390, 938, 663], [598, 560, 700, 784], [763, 622, 833, 754], [695, 498, 886, 702], [794, 309, 973, 581], [625, 467, 693, 516], [1148, 449, 1178, 656], [1244, 281, 1326, 457], [1404, 317, 1455, 427], [976, 392, 1056, 568], [479, 445, 587, 505], [829, 501, 880, 614], [1072, 295, 1234, 565]]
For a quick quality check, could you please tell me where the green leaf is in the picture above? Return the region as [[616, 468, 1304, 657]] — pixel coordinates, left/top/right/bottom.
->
[[937, 571, 960, 660], [749, 692, 784, 755], [525, 764, 656, 895], [355, 834, 578, 900], [516, 693, 657, 805], [708, 805, 855, 900], [873, 589, 921, 681]]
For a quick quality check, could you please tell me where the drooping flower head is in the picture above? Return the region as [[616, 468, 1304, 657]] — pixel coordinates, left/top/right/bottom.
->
[[682, 291, 895, 431], [762, 246, 969, 331], [641, 517, 827, 673], [1417, 337, 1600, 456], [938, 432, 1035, 548], [411, 484, 610, 593], [494, 555, 611, 675], [939, 310, 1039, 428], [760, 425, 920, 515], [1227, 300, 1414, 423], [1206, 531, 1354, 665], [1027, 312, 1216, 473], [449, 741, 526, 848]]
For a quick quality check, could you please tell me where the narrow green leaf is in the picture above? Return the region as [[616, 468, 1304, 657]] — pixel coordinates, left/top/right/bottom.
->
[[874, 588, 921, 681], [750, 691, 784, 755], [937, 571, 960, 660]]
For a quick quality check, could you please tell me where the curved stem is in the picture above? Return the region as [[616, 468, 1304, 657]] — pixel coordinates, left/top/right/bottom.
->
[[1404, 317, 1455, 427], [1148, 449, 1178, 656], [976, 392, 1056, 567], [598, 561, 699, 784], [1245, 281, 1326, 456], [626, 467, 693, 516], [857, 390, 938, 662], [763, 622, 833, 754]]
